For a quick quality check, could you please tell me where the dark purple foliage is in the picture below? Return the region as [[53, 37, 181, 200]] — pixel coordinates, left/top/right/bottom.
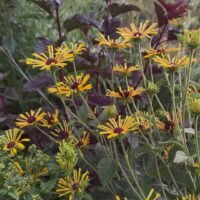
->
[[109, 3, 140, 17], [88, 93, 113, 106], [23, 73, 54, 92]]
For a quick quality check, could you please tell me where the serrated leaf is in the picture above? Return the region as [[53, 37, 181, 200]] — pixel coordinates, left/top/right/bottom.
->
[[97, 158, 118, 185], [173, 151, 189, 163]]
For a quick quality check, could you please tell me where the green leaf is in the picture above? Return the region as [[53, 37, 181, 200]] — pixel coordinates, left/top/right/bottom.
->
[[97, 158, 118, 186]]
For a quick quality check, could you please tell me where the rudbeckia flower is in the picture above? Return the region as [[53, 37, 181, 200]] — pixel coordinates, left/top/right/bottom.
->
[[56, 168, 89, 198], [48, 74, 92, 97], [3, 128, 30, 156], [26, 45, 74, 70], [153, 55, 194, 70], [113, 63, 139, 76], [51, 120, 73, 140], [40, 110, 59, 128], [16, 108, 46, 128], [117, 21, 158, 41], [106, 86, 145, 102], [73, 131, 90, 149], [96, 33, 132, 49], [98, 115, 138, 139], [176, 194, 200, 200], [144, 47, 179, 59]]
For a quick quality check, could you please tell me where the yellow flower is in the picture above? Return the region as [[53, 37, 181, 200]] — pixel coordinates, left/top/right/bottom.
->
[[47, 82, 71, 97], [40, 110, 59, 128], [98, 115, 138, 139], [117, 21, 158, 41], [146, 188, 161, 200], [144, 47, 179, 59], [73, 131, 90, 149], [3, 128, 30, 156], [51, 120, 73, 140], [183, 29, 200, 49], [56, 168, 89, 198], [106, 86, 145, 102], [153, 55, 193, 70], [58, 43, 86, 56], [134, 111, 152, 131], [64, 73, 92, 94], [156, 112, 180, 133], [26, 45, 74, 70], [176, 194, 200, 200], [113, 63, 139, 76], [168, 18, 183, 27], [116, 195, 128, 200], [16, 108, 46, 128], [48, 74, 92, 97], [96, 33, 132, 49]]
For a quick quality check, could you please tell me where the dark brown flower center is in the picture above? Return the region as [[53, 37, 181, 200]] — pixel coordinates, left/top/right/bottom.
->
[[7, 141, 15, 149], [124, 91, 130, 98], [77, 141, 84, 148], [164, 120, 175, 131], [157, 49, 165, 54], [71, 82, 79, 89], [47, 116, 54, 125], [27, 116, 36, 123], [114, 127, 123, 134], [139, 124, 144, 130], [45, 58, 57, 66], [58, 130, 69, 139], [134, 32, 142, 38], [72, 183, 79, 191]]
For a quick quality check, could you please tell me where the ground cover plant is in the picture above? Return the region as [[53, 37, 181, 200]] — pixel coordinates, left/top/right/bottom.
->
[[0, 0, 200, 199]]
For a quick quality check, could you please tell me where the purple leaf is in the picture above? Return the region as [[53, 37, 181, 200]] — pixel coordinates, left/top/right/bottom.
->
[[167, 29, 179, 41], [154, 1, 168, 27], [158, 0, 188, 19], [23, 73, 54, 92], [88, 93, 113, 106], [101, 18, 121, 38], [64, 14, 101, 32], [35, 37, 53, 54], [31, 0, 53, 15], [109, 3, 140, 17]]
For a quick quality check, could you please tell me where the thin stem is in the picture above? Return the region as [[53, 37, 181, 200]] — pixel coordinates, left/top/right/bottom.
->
[[154, 155, 167, 200], [36, 126, 58, 143], [113, 141, 144, 200], [119, 139, 146, 199], [195, 116, 200, 163]]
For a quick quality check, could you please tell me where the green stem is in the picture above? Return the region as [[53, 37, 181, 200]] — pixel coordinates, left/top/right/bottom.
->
[[195, 116, 200, 163], [119, 139, 146, 199], [113, 141, 144, 200], [36, 126, 58, 143]]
